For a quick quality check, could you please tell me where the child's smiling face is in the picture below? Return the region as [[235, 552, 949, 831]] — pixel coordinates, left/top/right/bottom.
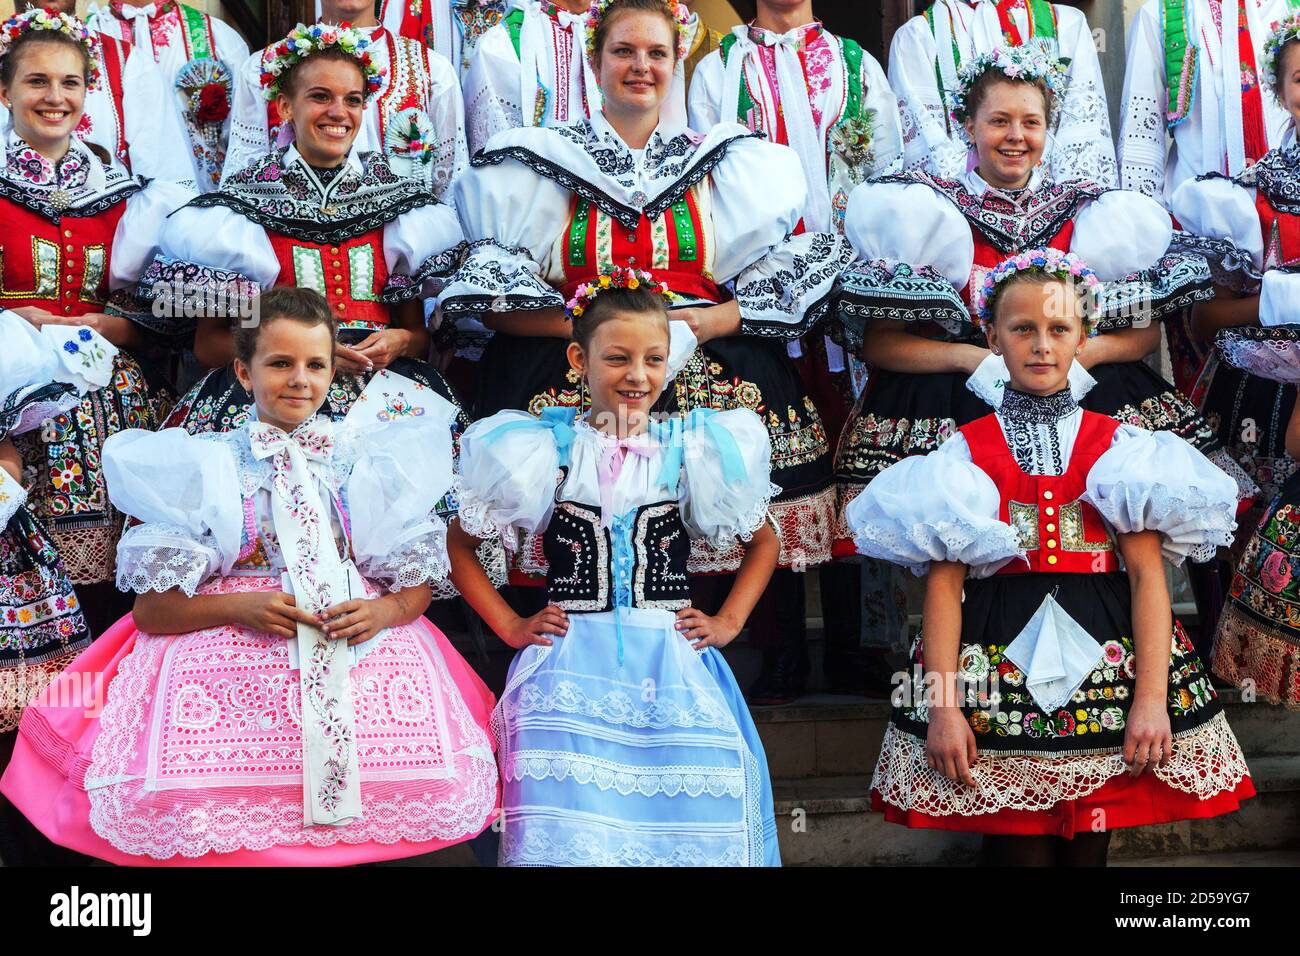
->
[[234, 317, 335, 433], [567, 311, 669, 436]]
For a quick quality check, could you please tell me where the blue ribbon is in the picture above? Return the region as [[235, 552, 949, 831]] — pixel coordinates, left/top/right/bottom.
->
[[649, 409, 748, 494], [481, 406, 577, 468], [609, 509, 637, 669]]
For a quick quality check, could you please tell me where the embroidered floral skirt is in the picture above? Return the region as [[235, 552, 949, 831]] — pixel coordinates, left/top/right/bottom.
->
[[1193, 352, 1298, 505], [477, 332, 835, 575], [0, 574, 500, 865], [0, 507, 92, 734], [495, 606, 779, 866], [871, 571, 1254, 836], [832, 358, 1253, 555], [13, 350, 175, 585], [1214, 469, 1300, 709]]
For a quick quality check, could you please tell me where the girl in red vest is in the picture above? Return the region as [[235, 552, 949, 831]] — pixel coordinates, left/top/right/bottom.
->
[[0, 10, 190, 635], [1173, 16, 1300, 707], [848, 249, 1253, 866]]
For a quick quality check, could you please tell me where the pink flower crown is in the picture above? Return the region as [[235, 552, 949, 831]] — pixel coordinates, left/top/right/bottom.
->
[[584, 0, 692, 66], [0, 8, 102, 91], [974, 248, 1104, 335], [950, 45, 1067, 127], [259, 22, 385, 102], [566, 265, 677, 320]]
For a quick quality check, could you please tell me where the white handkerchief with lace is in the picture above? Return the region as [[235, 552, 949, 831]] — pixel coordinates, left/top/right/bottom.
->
[[1002, 593, 1105, 713]]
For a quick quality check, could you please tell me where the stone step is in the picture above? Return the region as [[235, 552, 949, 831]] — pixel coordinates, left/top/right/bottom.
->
[[754, 688, 1300, 780], [770, 755, 1300, 866]]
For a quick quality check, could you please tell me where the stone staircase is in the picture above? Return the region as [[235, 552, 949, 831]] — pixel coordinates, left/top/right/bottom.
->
[[751, 689, 1300, 866]]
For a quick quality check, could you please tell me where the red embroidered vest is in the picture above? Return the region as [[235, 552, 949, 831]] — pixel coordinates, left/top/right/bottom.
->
[[1256, 193, 1300, 269], [962, 219, 1076, 313], [0, 198, 126, 316], [266, 228, 390, 330], [961, 410, 1120, 575], [559, 189, 722, 303]]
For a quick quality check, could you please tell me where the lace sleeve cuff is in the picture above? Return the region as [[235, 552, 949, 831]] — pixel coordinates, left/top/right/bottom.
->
[[735, 232, 856, 339], [115, 522, 221, 597], [836, 260, 972, 349], [381, 242, 466, 304], [131, 256, 261, 337], [1094, 251, 1214, 330], [360, 519, 452, 592], [438, 238, 564, 316]]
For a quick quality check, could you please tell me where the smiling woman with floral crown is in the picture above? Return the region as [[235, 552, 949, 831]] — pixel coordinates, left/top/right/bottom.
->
[[136, 25, 483, 597], [0, 9, 192, 637], [441, 0, 854, 587], [830, 46, 1249, 617]]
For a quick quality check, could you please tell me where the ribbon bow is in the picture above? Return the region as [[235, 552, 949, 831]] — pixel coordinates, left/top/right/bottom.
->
[[109, 1, 158, 50], [248, 418, 335, 466], [597, 433, 655, 528]]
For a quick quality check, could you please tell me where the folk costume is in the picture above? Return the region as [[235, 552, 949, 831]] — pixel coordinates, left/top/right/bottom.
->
[[849, 366, 1254, 835], [0, 132, 187, 625], [0, 379, 500, 864], [457, 404, 780, 866], [888, 0, 1116, 185], [832, 166, 1239, 548], [379, 0, 508, 78], [86, 0, 250, 192], [0, 314, 113, 734], [223, 23, 469, 197], [442, 111, 854, 575]]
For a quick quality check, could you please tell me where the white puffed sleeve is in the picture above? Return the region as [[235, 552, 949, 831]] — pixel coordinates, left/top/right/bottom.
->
[[454, 410, 563, 545], [156, 203, 280, 286], [1117, 1, 1171, 202], [1169, 175, 1264, 288], [340, 394, 459, 591], [1069, 190, 1171, 280], [381, 201, 466, 303], [1083, 426, 1238, 565], [845, 434, 1024, 578], [221, 47, 272, 188], [1046, 5, 1117, 187], [887, 16, 969, 178], [108, 179, 198, 288], [121, 43, 196, 188], [420, 47, 470, 200], [678, 408, 776, 549], [461, 23, 524, 155], [837, 179, 975, 345], [1260, 271, 1300, 327], [103, 428, 243, 596], [439, 143, 570, 316], [708, 136, 856, 338], [859, 50, 904, 177]]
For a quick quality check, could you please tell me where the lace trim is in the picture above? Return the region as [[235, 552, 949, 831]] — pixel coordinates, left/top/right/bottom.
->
[[504, 750, 746, 799], [500, 827, 747, 867], [734, 233, 856, 340], [1213, 604, 1300, 710], [851, 516, 1023, 577], [440, 238, 566, 315], [1086, 483, 1238, 565], [1001, 387, 1078, 424], [449, 474, 517, 546], [836, 261, 973, 346], [688, 484, 835, 573], [366, 526, 451, 593], [0, 644, 90, 733], [506, 677, 739, 733], [379, 244, 466, 303], [870, 711, 1251, 817]]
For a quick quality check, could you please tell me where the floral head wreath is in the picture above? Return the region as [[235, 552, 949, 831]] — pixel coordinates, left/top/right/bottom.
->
[[1262, 12, 1300, 103], [566, 265, 677, 320], [974, 248, 1104, 335], [259, 21, 385, 102], [0, 8, 102, 91], [950, 44, 1068, 127], [584, 0, 692, 66]]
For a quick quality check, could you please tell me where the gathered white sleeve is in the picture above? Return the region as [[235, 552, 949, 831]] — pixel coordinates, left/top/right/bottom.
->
[[1117, 2, 1170, 202], [108, 179, 197, 288], [103, 428, 243, 596], [422, 47, 470, 200], [686, 48, 725, 132], [887, 17, 968, 178], [341, 395, 459, 591], [1170, 175, 1265, 286], [1260, 270, 1300, 327], [845, 433, 1024, 578], [158, 202, 280, 286], [1083, 425, 1238, 565], [221, 47, 272, 188], [440, 150, 569, 315], [679, 408, 777, 549], [1069, 190, 1171, 280], [860, 51, 904, 177], [708, 137, 855, 337], [454, 410, 562, 545], [121, 45, 196, 188], [462, 24, 523, 155], [382, 201, 466, 302], [1047, 6, 1117, 187]]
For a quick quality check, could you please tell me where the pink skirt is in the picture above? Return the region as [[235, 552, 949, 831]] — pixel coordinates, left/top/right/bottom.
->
[[0, 575, 500, 865]]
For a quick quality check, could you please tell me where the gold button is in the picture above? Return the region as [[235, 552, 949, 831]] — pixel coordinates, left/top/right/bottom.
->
[[1045, 506, 1055, 517], [63, 229, 72, 238], [333, 274, 342, 282], [627, 233, 637, 242], [331, 261, 341, 268], [330, 246, 340, 254], [65, 275, 75, 284], [337, 302, 347, 310], [1047, 554, 1058, 565], [335, 288, 344, 296], [1046, 539, 1057, 549], [63, 305, 72, 313], [1046, 523, 1056, 533], [65, 244, 74, 253], [1043, 490, 1054, 501]]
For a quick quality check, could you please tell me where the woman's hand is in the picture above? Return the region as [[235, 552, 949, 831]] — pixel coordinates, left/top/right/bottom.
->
[[335, 343, 374, 374], [1122, 696, 1173, 777], [926, 707, 979, 787], [675, 607, 743, 650], [499, 604, 569, 649], [13, 306, 62, 327], [318, 597, 393, 646], [228, 591, 320, 639], [674, 302, 741, 346], [348, 329, 409, 371]]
